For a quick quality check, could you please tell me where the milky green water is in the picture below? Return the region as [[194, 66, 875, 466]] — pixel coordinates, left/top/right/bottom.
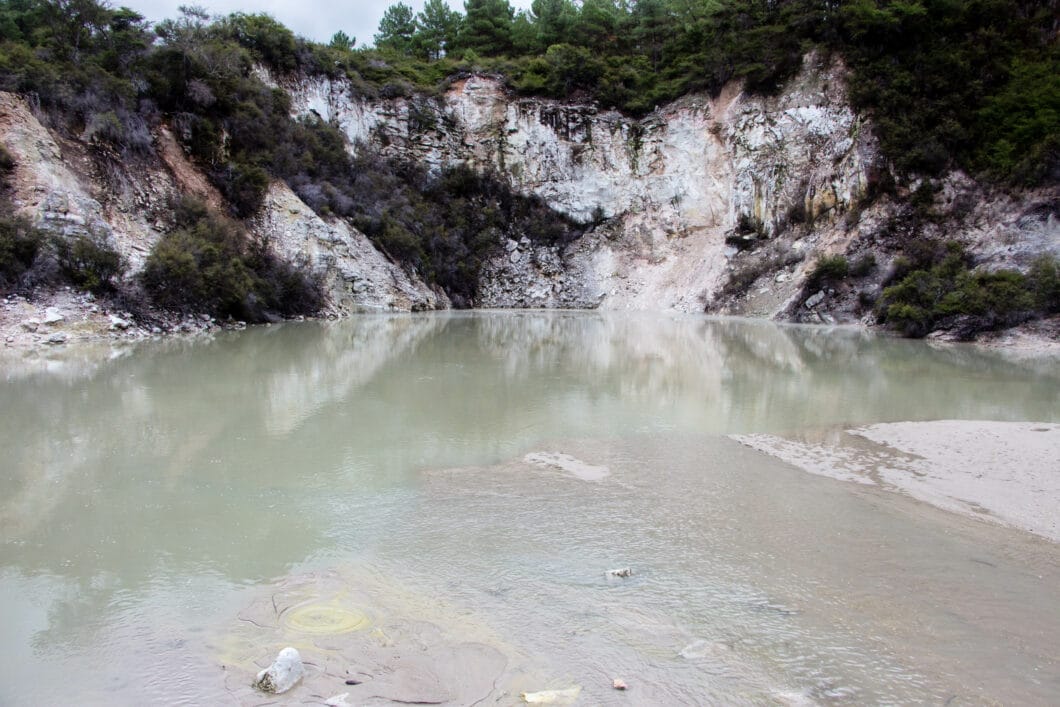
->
[[0, 313, 1058, 705]]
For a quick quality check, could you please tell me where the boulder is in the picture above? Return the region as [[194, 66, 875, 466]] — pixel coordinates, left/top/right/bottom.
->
[[109, 315, 132, 330], [42, 307, 65, 325], [804, 290, 825, 308]]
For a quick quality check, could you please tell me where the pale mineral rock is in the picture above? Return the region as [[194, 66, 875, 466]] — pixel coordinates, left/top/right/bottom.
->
[[42, 307, 65, 325], [521, 686, 582, 704], [804, 290, 825, 308], [108, 314, 132, 330]]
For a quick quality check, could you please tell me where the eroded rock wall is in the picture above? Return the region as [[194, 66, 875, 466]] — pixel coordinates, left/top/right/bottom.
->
[[276, 54, 879, 313], [0, 92, 441, 315]]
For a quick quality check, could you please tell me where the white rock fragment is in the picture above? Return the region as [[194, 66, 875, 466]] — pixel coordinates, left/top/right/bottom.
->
[[109, 314, 132, 330], [521, 686, 582, 704], [42, 307, 65, 325], [253, 646, 304, 694], [612, 678, 628, 690], [804, 290, 825, 308], [325, 693, 351, 707], [44, 332, 68, 345]]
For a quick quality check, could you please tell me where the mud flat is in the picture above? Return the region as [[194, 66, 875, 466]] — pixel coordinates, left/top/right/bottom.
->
[[733, 420, 1060, 542]]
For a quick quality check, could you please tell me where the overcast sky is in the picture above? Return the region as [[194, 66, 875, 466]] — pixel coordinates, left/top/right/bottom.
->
[[122, 0, 534, 47]]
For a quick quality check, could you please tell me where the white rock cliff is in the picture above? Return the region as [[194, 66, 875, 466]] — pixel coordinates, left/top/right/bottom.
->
[[274, 53, 879, 312], [0, 91, 442, 315], [4, 52, 1056, 322]]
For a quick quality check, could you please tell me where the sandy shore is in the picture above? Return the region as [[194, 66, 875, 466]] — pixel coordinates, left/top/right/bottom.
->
[[734, 420, 1060, 542]]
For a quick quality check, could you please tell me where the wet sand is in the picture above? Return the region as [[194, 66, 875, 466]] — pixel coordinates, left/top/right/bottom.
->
[[733, 420, 1060, 542]]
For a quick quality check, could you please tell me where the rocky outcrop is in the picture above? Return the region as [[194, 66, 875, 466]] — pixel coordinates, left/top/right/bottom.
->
[[0, 91, 442, 316], [4, 46, 1056, 328], [275, 53, 881, 313], [252, 183, 446, 313], [0, 93, 120, 248]]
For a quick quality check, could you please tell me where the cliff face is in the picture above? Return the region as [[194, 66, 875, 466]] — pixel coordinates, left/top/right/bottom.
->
[[4, 53, 1056, 326], [276, 54, 881, 313], [0, 92, 444, 316]]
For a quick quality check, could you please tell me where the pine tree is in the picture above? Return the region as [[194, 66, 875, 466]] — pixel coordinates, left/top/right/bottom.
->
[[414, 0, 461, 60], [529, 0, 576, 49], [456, 0, 514, 57], [374, 3, 417, 55], [329, 30, 355, 51]]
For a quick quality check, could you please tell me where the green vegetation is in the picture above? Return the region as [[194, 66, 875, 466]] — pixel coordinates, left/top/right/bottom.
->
[[346, 156, 584, 306], [805, 255, 850, 291], [0, 212, 42, 289], [1, 142, 123, 294], [53, 231, 123, 293], [838, 0, 1059, 183], [0, 143, 42, 289], [0, 0, 1055, 314], [356, 0, 1057, 184], [141, 197, 322, 321], [1, 0, 1053, 194], [0, 1, 588, 304], [878, 242, 1057, 338]]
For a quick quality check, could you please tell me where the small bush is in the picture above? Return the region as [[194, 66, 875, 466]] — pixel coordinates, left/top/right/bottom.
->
[[878, 243, 1052, 337], [1029, 255, 1060, 313], [54, 232, 124, 293], [0, 215, 44, 289], [141, 197, 322, 321], [220, 162, 270, 218], [805, 255, 849, 291]]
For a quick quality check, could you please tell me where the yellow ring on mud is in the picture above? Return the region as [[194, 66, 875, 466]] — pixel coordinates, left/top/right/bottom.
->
[[283, 605, 370, 635]]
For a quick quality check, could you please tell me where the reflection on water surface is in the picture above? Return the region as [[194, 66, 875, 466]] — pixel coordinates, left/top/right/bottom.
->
[[0, 313, 1057, 704]]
